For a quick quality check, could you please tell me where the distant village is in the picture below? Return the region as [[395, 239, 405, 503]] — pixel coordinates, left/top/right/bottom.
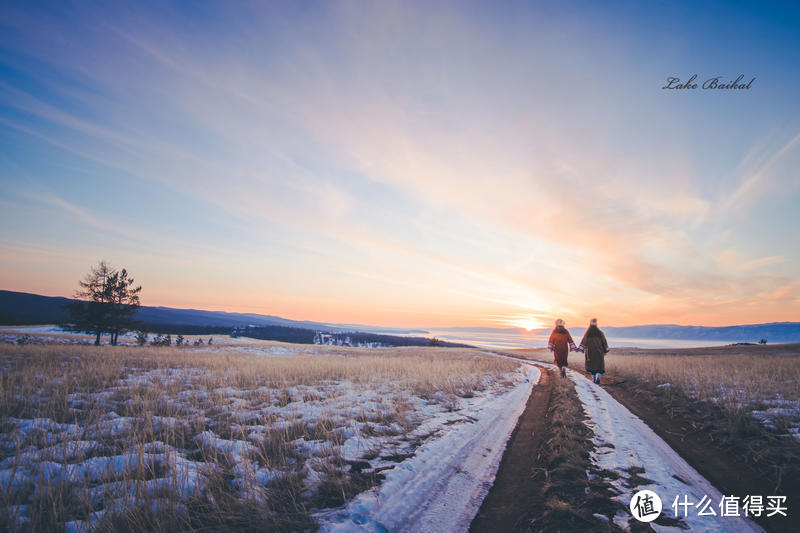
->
[[312, 331, 390, 348]]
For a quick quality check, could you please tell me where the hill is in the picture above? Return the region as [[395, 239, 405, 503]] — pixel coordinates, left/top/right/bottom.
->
[[3, 289, 799, 344], [600, 323, 800, 344], [0, 290, 417, 334], [0, 290, 467, 347]]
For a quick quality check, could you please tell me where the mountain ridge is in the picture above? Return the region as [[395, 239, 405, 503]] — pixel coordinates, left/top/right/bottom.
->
[[1, 289, 798, 342]]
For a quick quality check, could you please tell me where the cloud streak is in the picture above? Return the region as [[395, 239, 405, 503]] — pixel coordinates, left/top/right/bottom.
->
[[1, 1, 798, 327]]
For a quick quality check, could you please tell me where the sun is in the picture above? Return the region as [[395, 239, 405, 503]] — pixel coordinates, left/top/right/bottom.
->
[[509, 318, 544, 331]]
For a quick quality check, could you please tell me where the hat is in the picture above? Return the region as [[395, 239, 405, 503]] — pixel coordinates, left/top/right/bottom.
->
[[555, 318, 565, 327]]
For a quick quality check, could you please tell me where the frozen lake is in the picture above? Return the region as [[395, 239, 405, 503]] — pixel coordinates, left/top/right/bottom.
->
[[421, 327, 748, 350]]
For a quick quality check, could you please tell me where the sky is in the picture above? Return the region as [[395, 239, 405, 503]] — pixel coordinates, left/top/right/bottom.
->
[[1, 1, 799, 329]]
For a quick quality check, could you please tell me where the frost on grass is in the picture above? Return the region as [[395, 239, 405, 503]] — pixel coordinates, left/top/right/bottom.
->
[[0, 344, 520, 531]]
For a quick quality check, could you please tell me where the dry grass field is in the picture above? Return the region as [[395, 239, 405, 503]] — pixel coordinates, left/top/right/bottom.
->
[[0, 342, 519, 532], [605, 346, 800, 436], [506, 343, 800, 438]]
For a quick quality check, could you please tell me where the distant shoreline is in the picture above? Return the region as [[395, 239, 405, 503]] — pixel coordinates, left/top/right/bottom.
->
[[418, 329, 798, 351]]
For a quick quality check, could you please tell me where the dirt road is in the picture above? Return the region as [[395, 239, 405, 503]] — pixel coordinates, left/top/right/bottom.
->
[[470, 369, 555, 531], [472, 353, 768, 532]]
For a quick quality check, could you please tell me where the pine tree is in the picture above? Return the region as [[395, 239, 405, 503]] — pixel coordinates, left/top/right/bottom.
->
[[107, 268, 142, 345], [68, 260, 115, 345], [67, 261, 143, 345]]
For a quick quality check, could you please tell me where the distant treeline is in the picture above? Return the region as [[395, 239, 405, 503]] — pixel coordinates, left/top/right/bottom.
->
[[145, 324, 234, 335], [233, 325, 316, 344], [234, 325, 471, 348], [316, 330, 472, 348]]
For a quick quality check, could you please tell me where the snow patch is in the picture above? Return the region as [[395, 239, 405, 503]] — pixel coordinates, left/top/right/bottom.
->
[[568, 368, 764, 533], [317, 365, 540, 532]]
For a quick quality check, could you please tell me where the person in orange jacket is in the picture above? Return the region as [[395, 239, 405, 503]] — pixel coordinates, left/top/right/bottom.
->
[[548, 318, 578, 377]]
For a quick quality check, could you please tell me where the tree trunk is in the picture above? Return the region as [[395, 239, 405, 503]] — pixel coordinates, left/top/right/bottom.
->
[[94, 330, 101, 345]]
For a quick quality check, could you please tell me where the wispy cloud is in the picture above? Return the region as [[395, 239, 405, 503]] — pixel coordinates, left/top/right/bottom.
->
[[1, 1, 798, 326], [725, 131, 800, 210]]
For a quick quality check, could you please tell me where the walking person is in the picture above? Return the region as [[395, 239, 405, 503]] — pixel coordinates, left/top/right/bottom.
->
[[548, 319, 578, 378], [580, 318, 609, 384]]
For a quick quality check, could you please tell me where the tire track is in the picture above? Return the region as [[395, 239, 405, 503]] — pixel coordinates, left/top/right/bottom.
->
[[470, 368, 555, 531]]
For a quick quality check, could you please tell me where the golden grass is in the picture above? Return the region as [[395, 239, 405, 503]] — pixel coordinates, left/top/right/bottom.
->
[[505, 345, 800, 407], [503, 344, 800, 435], [0, 342, 519, 531], [606, 352, 800, 408], [0, 344, 517, 403]]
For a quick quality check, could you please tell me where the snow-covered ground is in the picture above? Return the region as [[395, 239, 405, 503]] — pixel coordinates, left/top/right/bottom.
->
[[0, 326, 360, 355], [567, 366, 765, 532], [0, 344, 526, 531], [703, 383, 800, 442], [317, 365, 540, 532], [198, 343, 344, 356], [0, 325, 238, 346], [1, 338, 779, 532], [0, 325, 140, 346]]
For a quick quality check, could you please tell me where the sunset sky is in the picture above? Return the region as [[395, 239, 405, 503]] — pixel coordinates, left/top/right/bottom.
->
[[1, 1, 798, 329]]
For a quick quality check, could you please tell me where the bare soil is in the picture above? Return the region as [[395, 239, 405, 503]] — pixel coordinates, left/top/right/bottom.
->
[[471, 367, 626, 533], [470, 368, 555, 531]]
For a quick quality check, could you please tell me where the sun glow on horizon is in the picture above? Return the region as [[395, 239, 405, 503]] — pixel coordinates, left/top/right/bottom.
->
[[507, 317, 546, 331]]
